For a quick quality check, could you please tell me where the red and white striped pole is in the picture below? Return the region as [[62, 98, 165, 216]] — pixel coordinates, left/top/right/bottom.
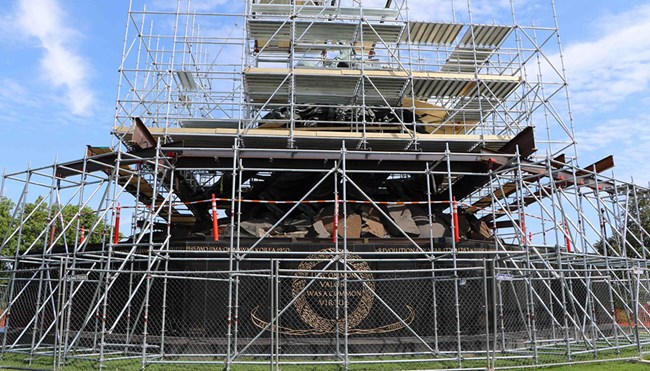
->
[[80, 225, 85, 245], [564, 220, 571, 252], [113, 203, 121, 245], [212, 194, 219, 241], [332, 194, 339, 243], [453, 197, 460, 243]]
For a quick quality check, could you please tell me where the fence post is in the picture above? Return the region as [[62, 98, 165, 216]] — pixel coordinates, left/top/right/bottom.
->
[[491, 259, 498, 370], [634, 267, 642, 356], [483, 259, 490, 370]]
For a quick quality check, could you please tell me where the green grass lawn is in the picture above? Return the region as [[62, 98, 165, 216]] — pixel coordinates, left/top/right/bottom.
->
[[541, 361, 650, 371], [2, 355, 650, 371]]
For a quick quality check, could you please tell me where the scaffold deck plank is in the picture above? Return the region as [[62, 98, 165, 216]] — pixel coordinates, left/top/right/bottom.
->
[[250, 4, 400, 19], [401, 22, 464, 45], [438, 25, 513, 73], [245, 66, 521, 81], [444, 97, 504, 125], [411, 76, 520, 100], [442, 47, 501, 73], [243, 67, 521, 104], [248, 19, 403, 44], [459, 24, 513, 47]]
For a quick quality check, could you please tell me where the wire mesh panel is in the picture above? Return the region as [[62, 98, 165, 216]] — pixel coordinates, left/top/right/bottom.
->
[[1, 0, 650, 369], [153, 270, 231, 359], [64, 268, 103, 355], [3, 268, 41, 349]]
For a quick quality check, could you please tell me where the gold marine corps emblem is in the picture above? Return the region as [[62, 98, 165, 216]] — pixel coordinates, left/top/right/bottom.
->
[[252, 248, 415, 335]]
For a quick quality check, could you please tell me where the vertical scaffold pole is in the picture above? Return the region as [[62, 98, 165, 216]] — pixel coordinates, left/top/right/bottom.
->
[[159, 183, 171, 359], [63, 154, 90, 362], [491, 258, 499, 370], [141, 141, 165, 370], [445, 144, 462, 367], [425, 163, 439, 353], [342, 142, 350, 371], [631, 181, 650, 310], [545, 156, 572, 361], [334, 161, 341, 362], [99, 149, 123, 369], [593, 174, 620, 353], [269, 259, 275, 370], [225, 138, 240, 370], [274, 259, 280, 369], [516, 148, 538, 364], [483, 258, 490, 369], [233, 157, 245, 361]]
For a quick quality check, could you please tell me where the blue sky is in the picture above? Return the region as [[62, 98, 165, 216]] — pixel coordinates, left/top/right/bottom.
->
[[0, 0, 649, 187]]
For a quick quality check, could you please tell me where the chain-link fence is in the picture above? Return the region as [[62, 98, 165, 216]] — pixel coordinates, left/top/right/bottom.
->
[[2, 250, 650, 369]]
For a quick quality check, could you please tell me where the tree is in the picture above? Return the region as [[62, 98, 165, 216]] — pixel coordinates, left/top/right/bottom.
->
[[0, 196, 111, 258], [595, 193, 650, 258]]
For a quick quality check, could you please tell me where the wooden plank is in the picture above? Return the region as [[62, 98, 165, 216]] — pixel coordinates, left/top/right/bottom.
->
[[115, 125, 512, 143], [402, 97, 447, 120], [278, 126, 405, 132]]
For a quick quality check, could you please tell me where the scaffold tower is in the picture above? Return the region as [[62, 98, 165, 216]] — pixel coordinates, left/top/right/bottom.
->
[[1, 0, 650, 370]]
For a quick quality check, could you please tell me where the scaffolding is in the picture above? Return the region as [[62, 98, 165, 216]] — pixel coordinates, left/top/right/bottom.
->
[[1, 0, 650, 370]]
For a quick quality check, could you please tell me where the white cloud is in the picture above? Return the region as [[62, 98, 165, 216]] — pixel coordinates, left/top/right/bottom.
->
[[148, 0, 519, 22], [575, 117, 650, 184], [183, 0, 229, 11], [362, 0, 518, 22], [551, 3, 650, 185], [576, 118, 650, 153], [14, 0, 94, 115], [402, 0, 455, 22], [149, 0, 230, 12], [0, 79, 28, 105], [560, 4, 650, 113]]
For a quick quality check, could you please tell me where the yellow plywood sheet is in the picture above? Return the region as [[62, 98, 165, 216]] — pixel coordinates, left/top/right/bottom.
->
[[419, 115, 444, 124], [256, 39, 291, 49], [114, 125, 510, 143], [258, 120, 288, 129], [428, 121, 479, 135], [352, 41, 376, 54], [402, 98, 447, 120]]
